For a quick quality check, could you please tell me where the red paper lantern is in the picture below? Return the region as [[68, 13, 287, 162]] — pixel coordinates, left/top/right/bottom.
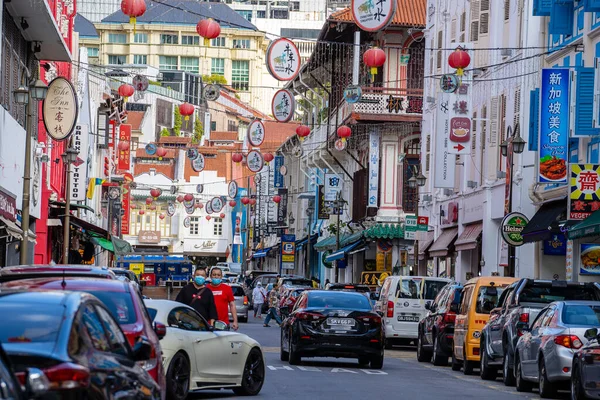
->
[[176, 195, 184, 203], [263, 153, 274, 164], [156, 147, 167, 161], [130, 204, 137, 209], [448, 48, 471, 76], [184, 193, 194, 202], [229, 200, 237, 207], [241, 197, 250, 205], [139, 210, 145, 215], [337, 125, 352, 143], [118, 140, 130, 151], [150, 188, 162, 199], [148, 205, 156, 211], [159, 213, 165, 220], [145, 197, 153, 205], [179, 102, 195, 121], [196, 18, 221, 46], [118, 84, 135, 100], [194, 202, 202, 209], [121, 0, 146, 30], [273, 195, 281, 204], [363, 47, 386, 76], [232, 153, 243, 163], [250, 198, 256, 205], [220, 213, 226, 219], [296, 125, 311, 141], [206, 215, 212, 221]]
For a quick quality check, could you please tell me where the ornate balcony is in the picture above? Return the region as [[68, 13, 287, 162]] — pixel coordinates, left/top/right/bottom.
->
[[351, 86, 423, 122]]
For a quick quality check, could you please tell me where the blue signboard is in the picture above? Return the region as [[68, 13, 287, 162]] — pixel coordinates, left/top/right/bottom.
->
[[231, 188, 248, 264], [274, 156, 284, 188], [539, 68, 569, 184], [543, 233, 567, 256]]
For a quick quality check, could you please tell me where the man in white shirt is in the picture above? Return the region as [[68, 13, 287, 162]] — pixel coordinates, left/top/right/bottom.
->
[[252, 282, 267, 319]]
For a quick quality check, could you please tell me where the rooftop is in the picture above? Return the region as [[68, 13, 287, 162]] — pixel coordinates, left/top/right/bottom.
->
[[74, 13, 99, 37], [329, 0, 426, 27]]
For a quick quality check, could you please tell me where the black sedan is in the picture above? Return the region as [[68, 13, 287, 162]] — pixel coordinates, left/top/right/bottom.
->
[[0, 342, 49, 400], [280, 290, 384, 369], [572, 327, 600, 400], [0, 290, 161, 399]]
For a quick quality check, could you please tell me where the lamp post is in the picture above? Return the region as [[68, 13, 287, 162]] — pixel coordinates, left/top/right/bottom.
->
[[306, 202, 314, 279], [14, 76, 48, 264], [61, 147, 80, 264], [408, 167, 427, 276], [499, 123, 526, 277]]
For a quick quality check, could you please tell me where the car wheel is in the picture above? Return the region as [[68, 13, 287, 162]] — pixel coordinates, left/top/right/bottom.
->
[[432, 335, 448, 366], [385, 339, 394, 350], [515, 354, 533, 393], [240, 316, 248, 323], [502, 348, 515, 387], [539, 357, 557, 399], [166, 352, 190, 400], [417, 334, 431, 362], [463, 348, 474, 375], [571, 365, 586, 400], [370, 353, 384, 369], [280, 331, 289, 362], [451, 351, 462, 371], [289, 333, 301, 365], [358, 356, 370, 366], [233, 347, 265, 396], [480, 343, 497, 381]]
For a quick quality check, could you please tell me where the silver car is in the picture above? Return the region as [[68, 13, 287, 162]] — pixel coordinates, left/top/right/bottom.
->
[[229, 284, 249, 323], [514, 301, 600, 397]]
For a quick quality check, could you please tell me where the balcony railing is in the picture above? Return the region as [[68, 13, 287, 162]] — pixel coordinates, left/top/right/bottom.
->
[[351, 86, 423, 117]]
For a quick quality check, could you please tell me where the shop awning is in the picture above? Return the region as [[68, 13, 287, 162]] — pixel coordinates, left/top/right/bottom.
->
[[364, 223, 404, 239], [66, 216, 109, 238], [455, 223, 483, 252], [568, 210, 600, 240], [112, 236, 133, 256], [325, 241, 363, 262], [0, 216, 23, 240], [296, 234, 318, 250], [91, 236, 114, 253], [428, 228, 458, 258], [314, 231, 364, 251], [521, 199, 567, 243], [50, 200, 95, 214], [253, 250, 268, 258], [418, 231, 434, 260]]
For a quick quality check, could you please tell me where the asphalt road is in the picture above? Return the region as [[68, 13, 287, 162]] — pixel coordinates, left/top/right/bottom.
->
[[189, 315, 570, 400]]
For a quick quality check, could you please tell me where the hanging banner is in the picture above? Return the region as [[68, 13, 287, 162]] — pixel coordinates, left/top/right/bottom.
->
[[433, 92, 456, 188], [211, 197, 225, 213], [247, 120, 265, 147], [318, 185, 329, 220], [70, 124, 89, 201], [246, 150, 264, 172], [266, 38, 301, 81], [539, 68, 569, 184], [271, 89, 295, 122], [274, 156, 284, 188], [43, 77, 79, 141], [368, 132, 380, 207], [324, 173, 342, 201], [121, 184, 130, 235], [228, 181, 238, 198], [277, 188, 289, 226], [351, 0, 396, 32], [118, 124, 131, 172], [234, 211, 243, 245], [191, 153, 205, 172], [568, 164, 600, 220]]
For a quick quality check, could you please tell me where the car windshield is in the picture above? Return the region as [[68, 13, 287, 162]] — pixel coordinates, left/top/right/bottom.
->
[[231, 286, 245, 297], [0, 303, 64, 343], [283, 279, 312, 287], [87, 290, 137, 324], [562, 305, 600, 325], [520, 286, 600, 304], [424, 280, 448, 300], [308, 292, 371, 310], [475, 286, 505, 314], [397, 278, 422, 299]]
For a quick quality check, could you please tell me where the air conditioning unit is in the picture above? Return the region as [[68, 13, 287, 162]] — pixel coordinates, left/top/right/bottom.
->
[[467, 180, 478, 188], [497, 171, 507, 179]]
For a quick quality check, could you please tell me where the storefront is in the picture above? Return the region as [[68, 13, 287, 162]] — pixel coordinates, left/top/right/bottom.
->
[[418, 231, 434, 276], [0, 187, 23, 266], [566, 210, 600, 282], [314, 231, 364, 283], [428, 228, 458, 278]]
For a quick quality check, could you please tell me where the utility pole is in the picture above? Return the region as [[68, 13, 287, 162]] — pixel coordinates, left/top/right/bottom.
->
[[335, 191, 341, 283]]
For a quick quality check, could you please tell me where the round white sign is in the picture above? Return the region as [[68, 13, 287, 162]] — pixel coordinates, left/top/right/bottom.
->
[[187, 148, 199, 160], [271, 89, 295, 122], [132, 74, 149, 92], [196, 184, 204, 194], [205, 201, 214, 215], [266, 38, 301, 81], [279, 165, 288, 176], [351, 0, 397, 32], [185, 205, 195, 215], [183, 217, 191, 228], [211, 197, 224, 213], [204, 84, 220, 101], [335, 138, 347, 151], [254, 174, 261, 184], [43, 77, 79, 141], [246, 150, 264, 173], [191, 153, 205, 172], [228, 181, 238, 198], [247, 120, 266, 147], [167, 202, 176, 217]]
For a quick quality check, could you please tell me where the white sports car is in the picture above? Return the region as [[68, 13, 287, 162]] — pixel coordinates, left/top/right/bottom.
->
[[144, 299, 265, 399]]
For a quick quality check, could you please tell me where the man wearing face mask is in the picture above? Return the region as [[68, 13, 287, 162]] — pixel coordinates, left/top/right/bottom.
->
[[175, 267, 218, 325], [208, 267, 238, 330]]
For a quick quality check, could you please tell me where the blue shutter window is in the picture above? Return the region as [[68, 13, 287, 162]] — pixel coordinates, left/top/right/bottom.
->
[[534, 0, 553, 15], [584, 0, 600, 13], [529, 89, 540, 152], [549, 2, 574, 35], [574, 68, 600, 136]]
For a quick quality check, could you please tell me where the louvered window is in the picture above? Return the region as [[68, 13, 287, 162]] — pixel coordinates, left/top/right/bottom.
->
[[472, 112, 478, 152], [513, 88, 521, 127], [471, 0, 480, 41], [426, 135, 431, 151], [505, 0, 511, 20], [451, 19, 457, 42], [480, 0, 489, 35], [489, 98, 498, 147], [499, 94, 507, 171], [437, 31, 443, 69]]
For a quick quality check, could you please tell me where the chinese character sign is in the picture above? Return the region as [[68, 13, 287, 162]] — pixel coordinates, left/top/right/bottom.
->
[[351, 0, 396, 32], [266, 39, 301, 81], [539, 69, 569, 183], [568, 164, 600, 220], [118, 124, 131, 172], [368, 132, 380, 207], [272, 89, 295, 122], [42, 77, 78, 141], [121, 184, 130, 235]]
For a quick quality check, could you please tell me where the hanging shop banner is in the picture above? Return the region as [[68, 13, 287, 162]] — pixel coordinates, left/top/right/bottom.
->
[[228, 181, 238, 199], [274, 156, 284, 188], [324, 173, 342, 202], [368, 131, 380, 207], [43, 77, 79, 141], [580, 243, 600, 275], [121, 184, 130, 235], [234, 211, 243, 245], [539, 68, 569, 184], [132, 74, 149, 92], [568, 164, 600, 220], [271, 89, 295, 122], [191, 153, 205, 172], [211, 197, 224, 213], [318, 185, 329, 220], [351, 0, 396, 32], [246, 150, 264, 173], [187, 147, 199, 160], [543, 233, 567, 256], [166, 202, 176, 217], [247, 120, 265, 147], [70, 124, 89, 201], [277, 188, 289, 226], [206, 200, 214, 215], [447, 43, 473, 156], [266, 38, 301, 81], [433, 92, 456, 188], [117, 124, 131, 172], [501, 212, 529, 246]]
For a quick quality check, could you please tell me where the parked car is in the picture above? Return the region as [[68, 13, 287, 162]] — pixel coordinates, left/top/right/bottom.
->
[[375, 276, 451, 347], [280, 290, 384, 368], [248, 274, 279, 302], [417, 282, 463, 366], [453, 276, 518, 375], [514, 301, 600, 397], [571, 326, 600, 400], [480, 279, 600, 384], [0, 290, 161, 399], [277, 277, 313, 291], [0, 264, 116, 283], [0, 342, 50, 400], [230, 283, 249, 322], [3, 276, 166, 398], [280, 287, 312, 318], [144, 299, 265, 399]]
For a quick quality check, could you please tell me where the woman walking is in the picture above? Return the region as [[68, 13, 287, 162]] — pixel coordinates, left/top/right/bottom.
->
[[252, 282, 267, 319]]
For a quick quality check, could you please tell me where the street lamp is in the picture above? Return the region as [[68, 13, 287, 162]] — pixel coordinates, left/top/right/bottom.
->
[[501, 123, 526, 277], [13, 85, 29, 105], [408, 166, 426, 276], [61, 147, 80, 264], [30, 79, 48, 101]]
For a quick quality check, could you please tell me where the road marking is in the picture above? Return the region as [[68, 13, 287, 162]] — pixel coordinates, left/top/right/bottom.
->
[[266, 365, 388, 375]]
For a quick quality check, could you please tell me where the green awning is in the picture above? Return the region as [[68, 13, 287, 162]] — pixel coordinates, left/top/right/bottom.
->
[[314, 236, 336, 251], [91, 236, 114, 253], [313, 231, 364, 251], [50, 200, 95, 213], [567, 211, 600, 240], [112, 236, 133, 256], [364, 223, 404, 239]]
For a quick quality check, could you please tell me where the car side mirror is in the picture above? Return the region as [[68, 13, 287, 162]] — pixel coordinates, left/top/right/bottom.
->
[[24, 368, 50, 398], [585, 328, 599, 340], [213, 320, 230, 331], [132, 337, 152, 362], [449, 303, 459, 313], [153, 322, 166, 340]]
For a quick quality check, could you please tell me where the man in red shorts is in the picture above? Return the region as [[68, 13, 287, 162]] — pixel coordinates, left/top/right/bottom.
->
[[208, 266, 238, 330]]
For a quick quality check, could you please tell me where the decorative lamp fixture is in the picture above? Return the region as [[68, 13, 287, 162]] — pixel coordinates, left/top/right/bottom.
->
[[241, 197, 250, 205], [139, 210, 145, 215], [232, 153, 243, 163], [229, 200, 237, 207], [120, 0, 146, 32], [13, 85, 29, 105], [416, 173, 427, 187], [363, 47, 386, 77], [145, 197, 153, 205], [296, 125, 311, 141], [272, 195, 282, 204], [176, 195, 184, 203], [263, 153, 274, 164], [150, 188, 162, 199], [249, 198, 256, 205], [118, 84, 135, 101], [196, 18, 221, 46], [184, 193, 194, 202], [179, 102, 195, 121], [337, 125, 352, 143], [408, 176, 417, 189], [500, 139, 509, 158], [118, 140, 130, 151], [159, 213, 166, 220], [512, 133, 526, 154], [220, 213, 226, 219], [30, 79, 48, 101], [448, 47, 471, 76], [155, 147, 167, 161], [206, 215, 212, 221]]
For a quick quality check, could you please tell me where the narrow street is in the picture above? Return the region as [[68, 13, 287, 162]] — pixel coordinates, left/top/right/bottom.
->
[[189, 316, 566, 400]]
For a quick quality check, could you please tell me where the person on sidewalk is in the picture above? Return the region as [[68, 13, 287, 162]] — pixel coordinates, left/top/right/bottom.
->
[[208, 267, 239, 330], [175, 267, 218, 325], [264, 283, 282, 327], [252, 282, 267, 319]]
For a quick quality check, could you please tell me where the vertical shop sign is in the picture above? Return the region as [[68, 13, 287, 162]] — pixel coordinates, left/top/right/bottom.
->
[[433, 92, 456, 188], [121, 185, 130, 235], [70, 124, 89, 201], [368, 132, 380, 207], [118, 124, 131, 172], [568, 164, 600, 220]]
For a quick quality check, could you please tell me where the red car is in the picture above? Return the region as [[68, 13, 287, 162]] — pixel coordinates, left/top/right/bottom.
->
[[280, 287, 312, 317], [3, 276, 166, 400]]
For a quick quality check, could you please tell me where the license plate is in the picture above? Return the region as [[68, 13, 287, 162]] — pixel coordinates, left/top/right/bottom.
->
[[397, 315, 419, 322], [327, 318, 355, 327]]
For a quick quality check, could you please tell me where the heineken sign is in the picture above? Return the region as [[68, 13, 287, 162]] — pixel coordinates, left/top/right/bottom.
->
[[501, 212, 529, 247]]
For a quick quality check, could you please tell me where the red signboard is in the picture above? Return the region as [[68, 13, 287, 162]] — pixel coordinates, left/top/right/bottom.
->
[[417, 216, 429, 226], [118, 124, 131, 172], [121, 184, 130, 235], [0, 187, 17, 222], [141, 273, 156, 287]]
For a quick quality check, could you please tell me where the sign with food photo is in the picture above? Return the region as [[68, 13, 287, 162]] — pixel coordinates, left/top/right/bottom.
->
[[580, 243, 600, 275], [569, 164, 600, 220], [538, 68, 569, 183]]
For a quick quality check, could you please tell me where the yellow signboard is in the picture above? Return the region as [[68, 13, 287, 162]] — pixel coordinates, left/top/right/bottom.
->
[[361, 271, 390, 286], [129, 263, 144, 276], [282, 255, 295, 262]]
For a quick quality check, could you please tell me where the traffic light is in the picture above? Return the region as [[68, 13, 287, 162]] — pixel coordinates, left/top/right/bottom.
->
[[104, 157, 110, 177]]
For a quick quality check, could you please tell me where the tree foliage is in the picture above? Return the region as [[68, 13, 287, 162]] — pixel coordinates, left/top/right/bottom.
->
[[173, 105, 182, 137], [202, 74, 227, 85], [160, 127, 170, 137], [192, 112, 204, 144]]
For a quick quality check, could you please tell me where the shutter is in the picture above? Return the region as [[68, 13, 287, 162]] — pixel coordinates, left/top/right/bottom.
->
[[528, 88, 540, 151], [533, 0, 553, 15], [505, 0, 511, 20], [472, 132, 477, 152], [471, 0, 480, 41], [584, 0, 600, 13], [594, 58, 600, 128], [574, 67, 600, 136], [549, 2, 574, 35], [514, 88, 521, 126], [480, 13, 489, 34], [490, 97, 499, 147], [451, 19, 457, 42]]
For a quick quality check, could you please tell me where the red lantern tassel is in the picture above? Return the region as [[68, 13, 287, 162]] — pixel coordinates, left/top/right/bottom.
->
[[130, 16, 136, 34], [204, 38, 210, 47]]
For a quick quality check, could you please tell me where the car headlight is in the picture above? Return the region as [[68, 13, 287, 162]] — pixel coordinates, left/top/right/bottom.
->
[[137, 358, 158, 371]]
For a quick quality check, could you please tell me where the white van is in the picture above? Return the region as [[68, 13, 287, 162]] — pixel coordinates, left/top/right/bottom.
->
[[376, 276, 451, 348]]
